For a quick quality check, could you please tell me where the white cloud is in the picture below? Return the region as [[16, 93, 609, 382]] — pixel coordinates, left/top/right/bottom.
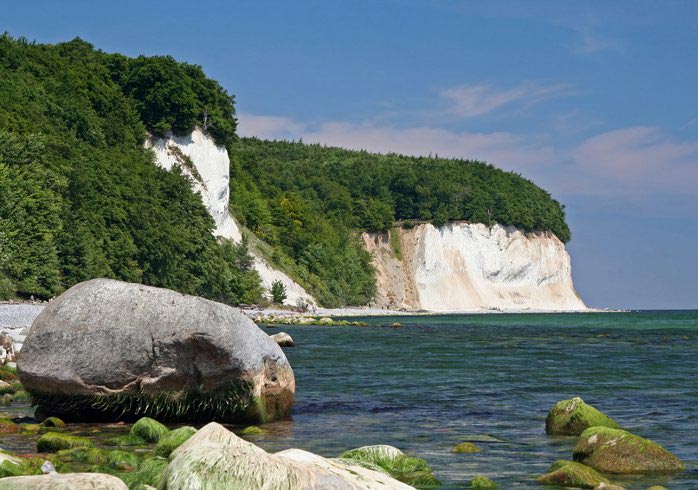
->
[[571, 30, 625, 55], [439, 83, 575, 118]]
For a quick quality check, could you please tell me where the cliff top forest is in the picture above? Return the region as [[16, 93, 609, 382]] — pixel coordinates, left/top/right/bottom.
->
[[0, 35, 570, 306]]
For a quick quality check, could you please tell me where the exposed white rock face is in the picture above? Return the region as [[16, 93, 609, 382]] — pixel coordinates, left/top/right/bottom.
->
[[363, 222, 586, 312], [147, 129, 314, 306]]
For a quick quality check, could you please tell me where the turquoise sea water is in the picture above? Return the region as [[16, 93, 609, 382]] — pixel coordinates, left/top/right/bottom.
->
[[253, 311, 698, 489]]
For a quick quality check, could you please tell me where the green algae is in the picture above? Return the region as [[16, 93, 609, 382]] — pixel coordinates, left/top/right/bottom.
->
[[130, 417, 169, 443], [536, 460, 609, 488], [107, 449, 141, 470], [239, 425, 266, 435], [120, 456, 168, 488], [104, 434, 147, 447], [573, 427, 684, 474], [54, 447, 107, 465], [546, 397, 620, 435], [41, 416, 66, 428], [155, 426, 197, 457], [340, 445, 440, 488], [453, 442, 480, 453], [470, 475, 498, 488], [37, 432, 93, 452]]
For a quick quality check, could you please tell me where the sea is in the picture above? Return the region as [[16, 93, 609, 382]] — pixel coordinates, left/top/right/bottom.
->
[[253, 311, 698, 489]]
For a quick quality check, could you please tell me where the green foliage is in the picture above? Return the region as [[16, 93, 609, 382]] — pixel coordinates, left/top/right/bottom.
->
[[0, 34, 259, 303], [231, 137, 571, 306], [270, 279, 287, 304]]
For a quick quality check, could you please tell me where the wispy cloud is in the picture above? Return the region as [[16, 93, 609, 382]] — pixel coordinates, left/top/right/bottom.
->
[[438, 83, 576, 118], [571, 29, 625, 55]]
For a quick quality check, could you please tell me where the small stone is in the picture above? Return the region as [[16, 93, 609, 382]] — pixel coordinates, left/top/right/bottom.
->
[[270, 332, 295, 347]]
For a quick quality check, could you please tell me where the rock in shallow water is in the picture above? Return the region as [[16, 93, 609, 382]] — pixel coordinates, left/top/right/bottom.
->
[[536, 460, 609, 488], [270, 331, 295, 347], [573, 427, 684, 474], [18, 279, 295, 423], [160, 422, 414, 489], [545, 396, 620, 435]]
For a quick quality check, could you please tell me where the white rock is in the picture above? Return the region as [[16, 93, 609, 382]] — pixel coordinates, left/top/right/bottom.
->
[[363, 222, 587, 311], [0, 473, 128, 489], [148, 129, 315, 307], [270, 332, 295, 347]]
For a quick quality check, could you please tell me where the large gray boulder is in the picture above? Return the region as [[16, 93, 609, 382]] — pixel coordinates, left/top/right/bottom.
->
[[0, 473, 128, 489], [18, 279, 294, 423]]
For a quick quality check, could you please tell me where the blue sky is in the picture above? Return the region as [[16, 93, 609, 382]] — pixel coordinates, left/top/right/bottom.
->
[[5, 1, 698, 309]]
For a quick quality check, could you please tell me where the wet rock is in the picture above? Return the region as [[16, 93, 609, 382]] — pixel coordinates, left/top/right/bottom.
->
[[339, 444, 440, 487], [239, 425, 266, 435], [546, 397, 620, 435], [0, 472, 128, 489], [470, 475, 498, 488], [19, 279, 295, 423], [155, 427, 197, 457], [130, 417, 169, 443], [121, 457, 168, 489], [536, 460, 609, 488], [453, 442, 480, 453], [40, 416, 65, 428], [270, 332, 295, 347], [573, 427, 684, 474], [104, 434, 146, 447], [106, 450, 140, 470], [37, 432, 92, 453], [594, 483, 626, 490], [160, 422, 414, 489]]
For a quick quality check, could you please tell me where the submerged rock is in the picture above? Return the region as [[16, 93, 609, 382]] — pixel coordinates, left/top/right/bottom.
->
[[470, 475, 498, 488], [159, 422, 414, 489], [19, 279, 295, 423], [453, 442, 480, 453], [573, 427, 684, 474], [536, 460, 609, 488], [270, 332, 295, 347], [130, 417, 169, 443], [339, 444, 440, 487], [155, 426, 197, 457], [545, 397, 620, 435], [36, 432, 92, 453], [0, 472, 128, 489]]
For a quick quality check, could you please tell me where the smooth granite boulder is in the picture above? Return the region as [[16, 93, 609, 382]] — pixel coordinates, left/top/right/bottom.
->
[[160, 422, 413, 489], [546, 397, 620, 435], [18, 279, 294, 423], [0, 473, 128, 489], [573, 427, 684, 474]]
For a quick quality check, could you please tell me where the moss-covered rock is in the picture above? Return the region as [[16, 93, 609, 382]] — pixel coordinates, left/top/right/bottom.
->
[[593, 483, 626, 490], [104, 434, 147, 447], [155, 426, 197, 457], [19, 423, 41, 434], [0, 452, 40, 477], [120, 457, 168, 488], [340, 445, 440, 487], [646, 486, 667, 490], [470, 475, 498, 488], [239, 425, 266, 435], [536, 460, 610, 488], [0, 417, 18, 433], [54, 447, 108, 465], [107, 450, 140, 470], [37, 432, 93, 452], [130, 417, 169, 443], [546, 397, 620, 435], [453, 442, 480, 453], [573, 427, 684, 474], [41, 416, 66, 428], [10, 390, 29, 402]]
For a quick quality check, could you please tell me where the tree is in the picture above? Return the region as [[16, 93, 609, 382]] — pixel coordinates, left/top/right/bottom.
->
[[270, 280, 287, 305]]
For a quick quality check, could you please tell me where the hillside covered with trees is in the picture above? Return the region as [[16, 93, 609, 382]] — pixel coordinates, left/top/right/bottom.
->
[[0, 34, 571, 307]]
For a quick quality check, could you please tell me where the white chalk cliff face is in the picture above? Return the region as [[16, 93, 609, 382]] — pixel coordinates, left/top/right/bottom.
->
[[147, 129, 315, 306], [363, 222, 586, 312]]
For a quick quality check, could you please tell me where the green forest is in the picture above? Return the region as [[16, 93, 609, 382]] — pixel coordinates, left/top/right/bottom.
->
[[0, 34, 571, 307]]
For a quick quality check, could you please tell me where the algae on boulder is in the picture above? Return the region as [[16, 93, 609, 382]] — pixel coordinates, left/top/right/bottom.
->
[[37, 432, 93, 453], [18, 279, 295, 423], [104, 434, 147, 447], [40, 416, 66, 428], [536, 460, 609, 488], [546, 397, 620, 435], [453, 442, 480, 453], [121, 457, 169, 489], [339, 445, 440, 487], [470, 475, 498, 488], [159, 422, 413, 489], [130, 417, 169, 443], [155, 427, 197, 457], [573, 427, 684, 474]]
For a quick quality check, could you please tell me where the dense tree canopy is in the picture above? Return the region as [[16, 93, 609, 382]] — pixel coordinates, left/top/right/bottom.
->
[[0, 34, 572, 307], [0, 35, 258, 303]]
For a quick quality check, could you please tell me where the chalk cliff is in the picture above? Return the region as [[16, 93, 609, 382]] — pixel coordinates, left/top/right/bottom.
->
[[147, 129, 315, 306], [362, 223, 586, 312]]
